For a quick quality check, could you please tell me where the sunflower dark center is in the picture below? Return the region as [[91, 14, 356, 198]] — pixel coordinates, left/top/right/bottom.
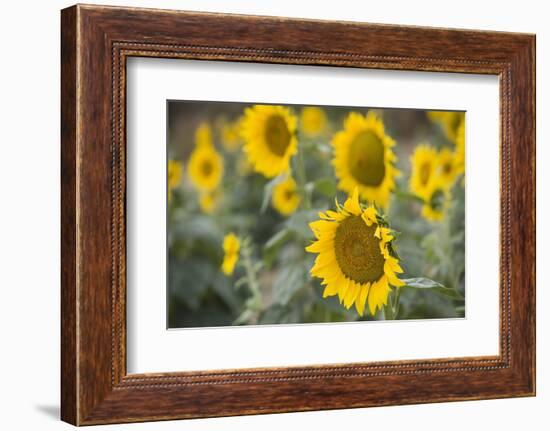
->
[[334, 215, 385, 284], [201, 160, 213, 177], [348, 130, 386, 187], [265, 115, 291, 157], [284, 189, 295, 201], [443, 161, 453, 175], [420, 162, 431, 186]]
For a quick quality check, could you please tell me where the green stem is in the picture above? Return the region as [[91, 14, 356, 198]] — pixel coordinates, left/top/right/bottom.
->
[[241, 237, 262, 310], [383, 288, 402, 320], [383, 302, 394, 320], [393, 287, 402, 319]]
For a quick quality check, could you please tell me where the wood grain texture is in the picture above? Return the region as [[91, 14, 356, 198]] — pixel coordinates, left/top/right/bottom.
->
[[60, 4, 536, 425]]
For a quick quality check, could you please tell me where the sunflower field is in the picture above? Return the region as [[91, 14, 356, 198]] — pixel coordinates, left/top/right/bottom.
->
[[167, 101, 465, 328]]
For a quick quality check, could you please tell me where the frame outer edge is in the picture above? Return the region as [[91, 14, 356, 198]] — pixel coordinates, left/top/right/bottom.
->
[[526, 35, 536, 395], [531, 34, 536, 396], [60, 4, 536, 424], [61, 5, 79, 426], [504, 34, 536, 396]]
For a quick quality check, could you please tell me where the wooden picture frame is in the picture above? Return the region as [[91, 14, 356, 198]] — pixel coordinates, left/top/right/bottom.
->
[[61, 4, 535, 425]]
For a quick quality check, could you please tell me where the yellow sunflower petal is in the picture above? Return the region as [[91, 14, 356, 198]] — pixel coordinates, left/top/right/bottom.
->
[[305, 240, 331, 254], [361, 207, 378, 226], [323, 282, 340, 298], [385, 267, 405, 287], [355, 283, 370, 316], [309, 219, 336, 233], [368, 276, 390, 315], [338, 277, 351, 304], [385, 256, 404, 273], [344, 281, 361, 309], [380, 227, 393, 243], [319, 210, 345, 221], [343, 187, 361, 215]]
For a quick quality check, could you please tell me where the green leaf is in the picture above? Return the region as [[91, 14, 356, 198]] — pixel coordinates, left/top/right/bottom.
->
[[234, 276, 248, 288], [263, 228, 293, 268], [233, 309, 255, 325], [245, 296, 263, 312], [402, 277, 463, 300], [171, 215, 223, 245], [168, 257, 213, 309], [253, 261, 264, 272], [393, 188, 426, 205], [264, 228, 292, 251], [273, 264, 308, 306], [285, 209, 320, 239], [312, 177, 337, 198], [210, 273, 241, 312]]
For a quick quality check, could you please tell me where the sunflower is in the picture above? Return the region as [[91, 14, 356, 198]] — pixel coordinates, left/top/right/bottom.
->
[[305, 188, 404, 317], [221, 117, 243, 152], [221, 233, 240, 275], [427, 111, 465, 141], [168, 159, 183, 189], [167, 160, 183, 203], [437, 147, 459, 186], [195, 122, 213, 148], [454, 119, 465, 176], [240, 105, 298, 178], [199, 190, 220, 214], [409, 144, 438, 199], [332, 112, 399, 210], [272, 176, 301, 216], [300, 106, 327, 137], [421, 178, 450, 222], [187, 138, 224, 192]]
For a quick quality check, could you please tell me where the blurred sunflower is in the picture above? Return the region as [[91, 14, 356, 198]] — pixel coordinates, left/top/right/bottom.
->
[[221, 233, 240, 276], [427, 111, 465, 141], [240, 105, 298, 178], [199, 190, 220, 214], [300, 106, 327, 137], [272, 176, 301, 216], [168, 159, 183, 189], [332, 112, 399, 209], [437, 147, 459, 186], [421, 178, 450, 222], [167, 159, 183, 203], [221, 117, 243, 152], [409, 144, 438, 199], [454, 119, 465, 176], [187, 139, 224, 192], [195, 122, 213, 148], [305, 188, 404, 317]]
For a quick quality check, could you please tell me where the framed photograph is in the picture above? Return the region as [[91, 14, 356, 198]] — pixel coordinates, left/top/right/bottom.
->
[[61, 4, 535, 425]]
